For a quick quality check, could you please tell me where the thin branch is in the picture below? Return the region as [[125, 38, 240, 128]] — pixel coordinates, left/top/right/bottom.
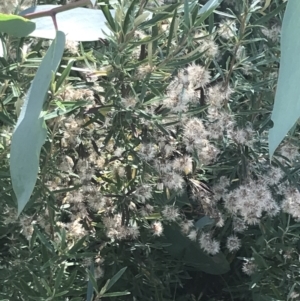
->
[[23, 0, 93, 22]]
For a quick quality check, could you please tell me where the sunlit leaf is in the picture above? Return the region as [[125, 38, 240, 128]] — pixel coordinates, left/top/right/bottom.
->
[[10, 31, 66, 215], [0, 13, 35, 37], [269, 0, 300, 157]]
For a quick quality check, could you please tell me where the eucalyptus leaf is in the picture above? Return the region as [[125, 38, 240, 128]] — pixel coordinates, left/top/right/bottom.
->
[[195, 216, 215, 230], [268, 0, 300, 157], [20, 5, 115, 41], [10, 31, 66, 215], [0, 13, 35, 37]]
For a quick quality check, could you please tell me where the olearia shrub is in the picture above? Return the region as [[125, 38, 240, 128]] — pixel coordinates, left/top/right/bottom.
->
[[0, 0, 299, 300]]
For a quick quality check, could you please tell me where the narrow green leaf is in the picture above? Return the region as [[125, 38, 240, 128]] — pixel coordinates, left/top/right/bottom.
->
[[10, 31, 65, 215], [60, 227, 67, 250], [68, 235, 86, 254], [101, 5, 116, 32], [154, 122, 170, 136], [254, 3, 286, 25], [40, 278, 52, 295], [53, 290, 69, 297], [195, 0, 223, 26], [268, 0, 300, 157], [32, 274, 46, 295], [141, 3, 181, 28], [251, 247, 269, 269], [151, 24, 159, 55], [29, 227, 38, 251], [55, 59, 75, 92], [129, 32, 164, 46], [0, 14, 35, 37], [99, 280, 110, 295], [106, 267, 127, 292], [44, 101, 87, 120], [64, 270, 77, 289], [87, 268, 99, 294], [184, 0, 191, 29], [123, 0, 138, 34], [86, 262, 95, 301], [54, 265, 65, 291], [34, 225, 55, 253], [191, 2, 199, 26], [101, 292, 131, 297], [167, 49, 206, 67], [18, 279, 38, 297], [167, 9, 177, 55]]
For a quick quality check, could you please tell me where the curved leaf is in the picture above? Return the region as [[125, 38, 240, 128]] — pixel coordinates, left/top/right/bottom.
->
[[269, 0, 300, 157], [20, 5, 114, 41], [86, 262, 95, 301], [0, 13, 35, 37], [10, 31, 66, 215], [196, 0, 223, 26]]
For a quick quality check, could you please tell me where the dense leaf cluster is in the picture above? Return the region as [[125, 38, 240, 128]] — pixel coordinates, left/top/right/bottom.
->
[[1, 0, 300, 301]]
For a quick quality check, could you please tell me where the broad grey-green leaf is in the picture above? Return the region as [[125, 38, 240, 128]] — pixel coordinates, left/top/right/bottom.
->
[[195, 216, 215, 230], [20, 5, 114, 41], [10, 31, 66, 215], [0, 13, 35, 37], [269, 0, 300, 157]]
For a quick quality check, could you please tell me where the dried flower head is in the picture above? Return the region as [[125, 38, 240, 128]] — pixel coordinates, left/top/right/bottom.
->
[[65, 40, 79, 54], [226, 235, 241, 252], [162, 205, 180, 221], [187, 230, 198, 241], [180, 220, 194, 234], [261, 25, 281, 42], [135, 184, 153, 203], [137, 64, 155, 79], [219, 19, 237, 40], [242, 258, 257, 276], [162, 171, 185, 191], [224, 179, 279, 225], [138, 143, 157, 161], [282, 187, 300, 221], [151, 221, 164, 236], [173, 155, 193, 174], [121, 97, 137, 108], [199, 232, 220, 255]]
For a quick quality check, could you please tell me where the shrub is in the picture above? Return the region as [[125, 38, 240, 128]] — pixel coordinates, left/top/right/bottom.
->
[[1, 0, 299, 300]]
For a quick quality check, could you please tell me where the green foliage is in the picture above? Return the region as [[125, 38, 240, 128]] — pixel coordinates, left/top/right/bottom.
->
[[1, 0, 300, 301]]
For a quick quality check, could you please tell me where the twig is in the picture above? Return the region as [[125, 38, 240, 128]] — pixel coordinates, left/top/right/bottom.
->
[[23, 0, 94, 31]]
